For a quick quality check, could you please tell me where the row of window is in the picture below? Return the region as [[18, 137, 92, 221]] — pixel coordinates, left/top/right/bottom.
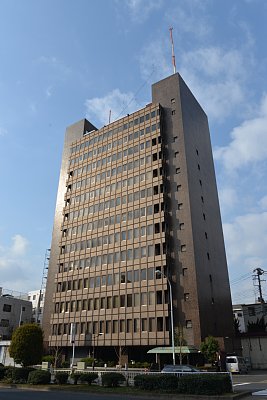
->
[[69, 153, 154, 180], [61, 241, 166, 259], [52, 315, 168, 336], [67, 168, 162, 200], [64, 202, 164, 225], [70, 129, 161, 167], [66, 184, 163, 215], [55, 289, 168, 310], [70, 109, 160, 155], [68, 152, 161, 194], [57, 265, 164, 285], [63, 221, 164, 241]]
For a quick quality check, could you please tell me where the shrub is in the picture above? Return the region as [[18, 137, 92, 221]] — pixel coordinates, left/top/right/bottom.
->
[[102, 372, 125, 387], [61, 361, 70, 368], [55, 371, 69, 384], [134, 374, 178, 391], [42, 355, 54, 364], [71, 372, 82, 385], [79, 372, 98, 385], [80, 357, 94, 367], [178, 373, 232, 395], [27, 369, 51, 385], [9, 324, 43, 367], [10, 367, 35, 383], [0, 367, 7, 381]]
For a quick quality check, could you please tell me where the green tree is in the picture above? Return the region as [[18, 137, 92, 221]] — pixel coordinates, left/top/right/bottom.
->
[[247, 316, 267, 333], [9, 323, 43, 366], [234, 317, 241, 335], [200, 336, 220, 364]]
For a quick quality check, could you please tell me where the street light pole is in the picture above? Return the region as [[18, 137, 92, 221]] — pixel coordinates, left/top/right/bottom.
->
[[92, 332, 103, 370], [70, 323, 76, 371], [155, 270, 175, 365]]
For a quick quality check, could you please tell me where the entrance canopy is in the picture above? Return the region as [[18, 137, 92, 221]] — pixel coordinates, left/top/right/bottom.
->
[[147, 346, 199, 354]]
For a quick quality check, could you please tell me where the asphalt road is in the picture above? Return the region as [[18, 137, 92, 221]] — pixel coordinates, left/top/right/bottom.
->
[[0, 388, 149, 400], [1, 372, 267, 400], [233, 370, 267, 398]]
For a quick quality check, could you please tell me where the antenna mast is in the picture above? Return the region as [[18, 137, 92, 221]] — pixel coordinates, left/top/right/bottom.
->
[[108, 109, 112, 124], [169, 27, 176, 74]]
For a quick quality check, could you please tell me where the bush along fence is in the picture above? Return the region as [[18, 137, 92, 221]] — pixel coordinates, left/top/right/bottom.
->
[[0, 366, 233, 395]]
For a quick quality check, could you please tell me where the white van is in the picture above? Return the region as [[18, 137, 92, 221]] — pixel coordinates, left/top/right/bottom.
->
[[226, 356, 248, 374]]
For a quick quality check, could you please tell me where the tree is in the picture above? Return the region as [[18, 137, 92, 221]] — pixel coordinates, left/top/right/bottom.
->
[[200, 336, 219, 364], [9, 323, 43, 366], [234, 317, 241, 335], [247, 316, 267, 333]]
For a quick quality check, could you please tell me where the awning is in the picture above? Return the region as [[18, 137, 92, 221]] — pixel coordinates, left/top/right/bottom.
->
[[147, 346, 199, 354]]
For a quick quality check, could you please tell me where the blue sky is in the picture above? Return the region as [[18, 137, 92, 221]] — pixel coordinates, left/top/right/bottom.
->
[[0, 0, 267, 304]]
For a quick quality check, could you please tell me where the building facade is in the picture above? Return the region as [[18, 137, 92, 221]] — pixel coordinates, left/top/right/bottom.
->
[[28, 290, 45, 324], [233, 303, 267, 333], [0, 289, 32, 341], [42, 73, 233, 362]]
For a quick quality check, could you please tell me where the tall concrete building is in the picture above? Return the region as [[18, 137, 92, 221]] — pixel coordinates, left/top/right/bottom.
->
[[42, 73, 233, 362]]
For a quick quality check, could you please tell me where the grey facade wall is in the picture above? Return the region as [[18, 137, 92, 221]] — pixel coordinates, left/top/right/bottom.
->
[[152, 73, 233, 347]]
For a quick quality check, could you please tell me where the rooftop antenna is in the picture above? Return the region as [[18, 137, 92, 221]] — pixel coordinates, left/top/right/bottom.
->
[[169, 27, 176, 74], [108, 109, 112, 124]]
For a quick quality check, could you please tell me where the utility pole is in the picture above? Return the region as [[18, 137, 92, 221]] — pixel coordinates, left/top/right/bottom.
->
[[253, 268, 266, 303]]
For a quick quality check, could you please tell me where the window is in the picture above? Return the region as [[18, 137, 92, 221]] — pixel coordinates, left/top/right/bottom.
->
[[3, 304, 12, 312], [186, 320, 192, 329], [171, 110, 176, 115], [184, 293, 190, 301], [171, 98, 175, 104], [178, 203, 183, 210], [176, 167, 180, 174], [181, 245, 186, 252]]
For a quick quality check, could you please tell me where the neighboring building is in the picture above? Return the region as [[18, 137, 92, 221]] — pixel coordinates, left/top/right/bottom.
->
[[42, 73, 233, 362], [0, 288, 32, 340], [28, 290, 45, 324], [233, 303, 267, 333]]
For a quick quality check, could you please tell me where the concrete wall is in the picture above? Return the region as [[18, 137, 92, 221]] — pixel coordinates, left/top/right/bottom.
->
[[242, 336, 267, 369]]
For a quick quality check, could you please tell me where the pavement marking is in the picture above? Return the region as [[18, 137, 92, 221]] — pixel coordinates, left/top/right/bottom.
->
[[252, 389, 267, 396], [233, 383, 250, 386]]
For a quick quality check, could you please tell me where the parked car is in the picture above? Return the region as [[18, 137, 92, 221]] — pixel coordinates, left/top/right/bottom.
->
[[226, 356, 248, 374], [161, 364, 200, 374]]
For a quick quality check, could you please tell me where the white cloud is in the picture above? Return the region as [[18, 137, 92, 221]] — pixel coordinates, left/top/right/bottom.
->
[[214, 94, 267, 170], [259, 195, 267, 210], [139, 40, 172, 82], [224, 211, 267, 302], [0, 127, 7, 136], [0, 234, 29, 290], [45, 86, 53, 98], [179, 46, 248, 120], [11, 234, 28, 256], [218, 187, 238, 212], [124, 0, 163, 22], [166, 0, 211, 39], [85, 89, 143, 126], [223, 212, 267, 267]]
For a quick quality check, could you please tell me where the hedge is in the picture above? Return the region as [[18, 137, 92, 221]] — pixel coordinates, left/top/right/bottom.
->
[[102, 372, 125, 387], [27, 370, 51, 385], [134, 373, 232, 395], [134, 374, 178, 391], [178, 373, 232, 395], [79, 372, 98, 385], [55, 371, 69, 384]]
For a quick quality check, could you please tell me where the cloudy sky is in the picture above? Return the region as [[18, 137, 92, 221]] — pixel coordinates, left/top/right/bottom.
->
[[0, 0, 267, 304]]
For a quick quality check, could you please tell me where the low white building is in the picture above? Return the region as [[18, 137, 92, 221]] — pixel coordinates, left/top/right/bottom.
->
[[28, 290, 45, 324]]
